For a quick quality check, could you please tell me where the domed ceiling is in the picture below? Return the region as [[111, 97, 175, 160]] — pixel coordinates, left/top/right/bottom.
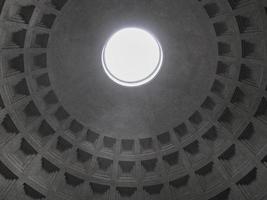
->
[[0, 0, 267, 200]]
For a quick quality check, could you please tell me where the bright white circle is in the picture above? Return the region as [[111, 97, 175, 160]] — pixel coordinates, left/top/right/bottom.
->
[[102, 28, 163, 87]]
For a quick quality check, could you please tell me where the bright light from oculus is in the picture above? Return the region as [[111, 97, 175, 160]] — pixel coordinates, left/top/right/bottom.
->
[[102, 28, 163, 87]]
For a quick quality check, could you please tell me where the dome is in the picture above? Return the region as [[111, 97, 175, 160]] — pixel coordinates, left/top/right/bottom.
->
[[0, 0, 267, 200]]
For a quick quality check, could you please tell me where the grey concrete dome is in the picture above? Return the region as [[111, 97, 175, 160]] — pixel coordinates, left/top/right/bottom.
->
[[0, 0, 267, 199]]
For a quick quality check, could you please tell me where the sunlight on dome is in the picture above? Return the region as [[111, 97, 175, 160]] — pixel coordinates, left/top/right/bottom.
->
[[102, 28, 163, 87]]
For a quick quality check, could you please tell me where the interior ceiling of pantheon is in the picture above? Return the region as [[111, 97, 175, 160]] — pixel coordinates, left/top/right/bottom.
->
[[0, 0, 267, 199]]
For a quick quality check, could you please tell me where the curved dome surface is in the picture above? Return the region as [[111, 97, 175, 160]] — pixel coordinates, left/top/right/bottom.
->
[[0, 0, 266, 200], [48, 0, 217, 138]]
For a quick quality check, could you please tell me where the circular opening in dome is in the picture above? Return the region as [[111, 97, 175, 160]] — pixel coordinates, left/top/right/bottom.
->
[[102, 28, 163, 87]]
